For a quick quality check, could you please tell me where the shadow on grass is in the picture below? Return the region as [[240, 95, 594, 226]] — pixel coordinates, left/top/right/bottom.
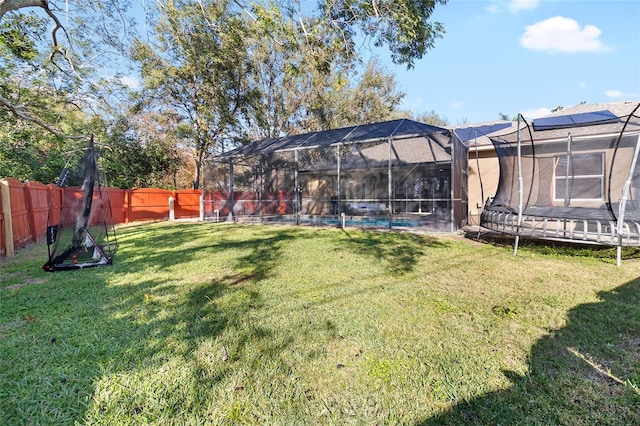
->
[[420, 278, 640, 425], [339, 229, 449, 274], [0, 222, 306, 423], [117, 222, 307, 279], [468, 230, 640, 262]]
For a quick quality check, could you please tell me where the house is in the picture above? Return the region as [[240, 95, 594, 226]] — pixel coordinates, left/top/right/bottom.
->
[[455, 121, 517, 226]]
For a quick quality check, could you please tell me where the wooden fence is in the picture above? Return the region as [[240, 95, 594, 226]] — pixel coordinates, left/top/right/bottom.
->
[[0, 178, 204, 257]]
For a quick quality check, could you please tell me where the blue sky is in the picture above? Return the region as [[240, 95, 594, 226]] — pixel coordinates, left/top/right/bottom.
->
[[380, 0, 640, 124], [123, 0, 639, 126]]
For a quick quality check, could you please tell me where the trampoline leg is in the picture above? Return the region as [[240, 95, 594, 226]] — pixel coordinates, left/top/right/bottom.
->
[[514, 235, 520, 256], [617, 246, 621, 267]]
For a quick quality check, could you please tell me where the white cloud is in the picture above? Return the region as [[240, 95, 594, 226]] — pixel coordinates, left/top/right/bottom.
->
[[521, 16, 609, 53], [119, 76, 141, 90], [450, 101, 464, 109], [605, 89, 637, 99], [484, 4, 501, 14], [520, 107, 552, 120], [508, 0, 539, 13], [578, 82, 587, 89]]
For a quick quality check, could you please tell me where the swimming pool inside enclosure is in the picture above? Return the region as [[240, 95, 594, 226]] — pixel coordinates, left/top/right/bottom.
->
[[204, 119, 468, 232]]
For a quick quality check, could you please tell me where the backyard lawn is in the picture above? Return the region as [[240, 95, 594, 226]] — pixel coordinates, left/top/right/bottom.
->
[[1, 222, 639, 425]]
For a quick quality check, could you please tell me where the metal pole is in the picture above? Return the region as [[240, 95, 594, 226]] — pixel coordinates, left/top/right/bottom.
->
[[388, 137, 393, 229], [227, 160, 234, 222], [450, 133, 456, 233], [295, 149, 299, 225], [259, 155, 264, 224], [336, 144, 341, 220], [474, 129, 483, 239], [564, 133, 572, 207], [514, 114, 523, 256], [615, 134, 640, 266]]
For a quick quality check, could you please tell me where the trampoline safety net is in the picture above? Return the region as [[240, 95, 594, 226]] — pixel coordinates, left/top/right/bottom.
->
[[481, 102, 640, 247]]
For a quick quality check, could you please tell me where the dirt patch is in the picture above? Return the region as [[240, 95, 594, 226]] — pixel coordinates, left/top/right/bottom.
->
[[4, 278, 45, 291]]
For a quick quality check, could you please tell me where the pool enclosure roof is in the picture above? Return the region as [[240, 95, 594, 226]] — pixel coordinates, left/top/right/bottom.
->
[[219, 119, 454, 159]]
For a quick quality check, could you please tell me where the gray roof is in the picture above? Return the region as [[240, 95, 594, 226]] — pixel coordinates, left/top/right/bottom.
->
[[454, 120, 517, 148], [492, 101, 640, 143], [217, 119, 454, 159]]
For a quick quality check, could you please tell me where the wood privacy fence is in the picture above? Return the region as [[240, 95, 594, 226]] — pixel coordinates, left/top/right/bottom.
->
[[0, 178, 204, 257]]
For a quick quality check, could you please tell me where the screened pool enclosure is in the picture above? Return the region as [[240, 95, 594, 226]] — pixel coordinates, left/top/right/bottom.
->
[[207, 119, 468, 232], [480, 102, 640, 264]]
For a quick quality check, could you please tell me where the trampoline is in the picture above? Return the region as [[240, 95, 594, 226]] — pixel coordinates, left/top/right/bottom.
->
[[480, 101, 640, 264]]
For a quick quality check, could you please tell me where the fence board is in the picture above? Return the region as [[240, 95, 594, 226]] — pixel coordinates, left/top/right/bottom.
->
[[6, 178, 32, 250], [130, 188, 172, 221], [107, 188, 128, 224], [175, 190, 201, 218], [0, 188, 5, 256], [0, 177, 218, 257], [25, 181, 50, 242]]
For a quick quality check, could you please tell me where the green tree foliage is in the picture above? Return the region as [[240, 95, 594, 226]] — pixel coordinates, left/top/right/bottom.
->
[[305, 59, 405, 130], [240, 5, 404, 139], [394, 109, 450, 127], [132, 0, 257, 189], [0, 1, 136, 135], [101, 112, 188, 189], [0, 105, 95, 182], [322, 0, 447, 68], [0, 12, 43, 62]]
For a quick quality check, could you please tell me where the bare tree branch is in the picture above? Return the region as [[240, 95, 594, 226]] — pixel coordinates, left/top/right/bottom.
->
[[0, 93, 61, 135], [0, 0, 45, 21]]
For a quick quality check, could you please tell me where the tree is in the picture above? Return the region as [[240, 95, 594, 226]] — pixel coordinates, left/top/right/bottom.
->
[[233, 0, 447, 69], [238, 2, 349, 140], [240, 5, 404, 140], [304, 59, 405, 130], [396, 109, 449, 127], [132, 0, 258, 189], [0, 99, 95, 182], [321, 0, 448, 68], [0, 1, 136, 136], [101, 112, 187, 189]]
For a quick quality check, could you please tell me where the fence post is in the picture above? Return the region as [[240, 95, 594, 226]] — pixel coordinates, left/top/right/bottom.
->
[[199, 195, 205, 221], [169, 196, 175, 221], [0, 179, 14, 257]]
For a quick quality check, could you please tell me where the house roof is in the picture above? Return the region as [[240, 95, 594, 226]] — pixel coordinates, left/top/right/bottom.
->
[[492, 101, 640, 143], [454, 121, 517, 149], [217, 119, 453, 159]]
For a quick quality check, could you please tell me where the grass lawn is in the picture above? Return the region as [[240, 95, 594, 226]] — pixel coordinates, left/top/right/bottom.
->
[[1, 221, 639, 425]]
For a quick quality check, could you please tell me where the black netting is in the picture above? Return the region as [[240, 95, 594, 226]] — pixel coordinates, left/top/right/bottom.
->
[[209, 120, 468, 231], [482, 104, 640, 246], [43, 137, 117, 271]]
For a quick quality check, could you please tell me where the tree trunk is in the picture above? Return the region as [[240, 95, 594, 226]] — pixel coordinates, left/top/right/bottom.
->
[[193, 161, 201, 190]]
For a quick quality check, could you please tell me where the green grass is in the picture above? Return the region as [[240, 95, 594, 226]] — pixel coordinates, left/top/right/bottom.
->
[[1, 222, 639, 425]]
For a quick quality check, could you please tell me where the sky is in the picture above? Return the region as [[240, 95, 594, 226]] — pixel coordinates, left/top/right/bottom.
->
[[381, 0, 640, 125], [124, 0, 640, 127]]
